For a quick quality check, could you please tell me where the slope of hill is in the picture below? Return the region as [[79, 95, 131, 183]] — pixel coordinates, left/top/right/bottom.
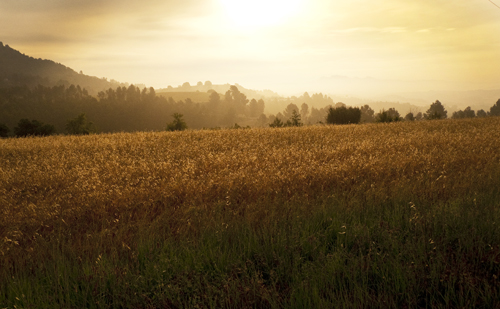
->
[[157, 82, 280, 101], [0, 42, 127, 94]]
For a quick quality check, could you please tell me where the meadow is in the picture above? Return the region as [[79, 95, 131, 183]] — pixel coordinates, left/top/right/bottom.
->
[[1, 118, 500, 308]]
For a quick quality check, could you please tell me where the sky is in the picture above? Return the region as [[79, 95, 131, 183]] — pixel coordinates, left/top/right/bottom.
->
[[1, 0, 500, 96]]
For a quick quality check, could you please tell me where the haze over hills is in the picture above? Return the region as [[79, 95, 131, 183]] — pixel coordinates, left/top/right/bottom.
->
[[157, 82, 281, 102], [315, 75, 500, 114], [0, 42, 280, 104], [0, 42, 498, 118]]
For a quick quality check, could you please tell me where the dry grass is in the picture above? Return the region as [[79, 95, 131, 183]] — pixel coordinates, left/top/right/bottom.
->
[[2, 118, 499, 232], [1, 117, 500, 307]]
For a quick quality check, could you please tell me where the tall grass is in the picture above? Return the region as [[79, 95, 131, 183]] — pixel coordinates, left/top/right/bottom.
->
[[1, 118, 500, 307]]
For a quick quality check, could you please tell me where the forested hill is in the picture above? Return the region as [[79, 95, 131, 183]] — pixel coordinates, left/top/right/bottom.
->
[[0, 84, 267, 134], [0, 42, 126, 94]]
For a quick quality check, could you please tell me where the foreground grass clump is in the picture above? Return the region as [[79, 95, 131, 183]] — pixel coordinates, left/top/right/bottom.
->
[[1, 118, 500, 308]]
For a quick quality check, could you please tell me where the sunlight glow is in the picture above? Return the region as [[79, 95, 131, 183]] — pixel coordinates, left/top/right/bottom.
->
[[219, 0, 303, 29]]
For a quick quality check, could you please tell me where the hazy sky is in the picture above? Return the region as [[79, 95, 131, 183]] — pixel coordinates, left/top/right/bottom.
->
[[1, 0, 499, 95]]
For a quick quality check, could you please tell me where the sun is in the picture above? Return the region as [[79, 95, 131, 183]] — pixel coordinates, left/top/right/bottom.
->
[[219, 0, 303, 29]]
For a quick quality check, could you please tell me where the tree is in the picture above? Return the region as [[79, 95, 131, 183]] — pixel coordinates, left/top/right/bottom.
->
[[224, 86, 249, 115], [66, 113, 95, 135], [246, 98, 265, 118], [166, 113, 188, 131], [360, 105, 375, 123], [463, 106, 476, 118], [452, 106, 475, 119], [452, 110, 464, 119], [326, 106, 362, 125], [257, 114, 268, 127], [256, 99, 265, 116], [0, 123, 9, 137], [208, 91, 220, 106], [404, 112, 415, 121], [489, 99, 500, 116], [14, 119, 55, 137], [425, 100, 447, 120], [309, 106, 331, 124], [300, 103, 309, 122], [287, 109, 303, 127], [248, 99, 259, 117], [269, 117, 284, 128], [283, 103, 299, 120], [477, 109, 487, 117], [376, 111, 389, 123], [387, 108, 402, 121], [376, 108, 402, 123]]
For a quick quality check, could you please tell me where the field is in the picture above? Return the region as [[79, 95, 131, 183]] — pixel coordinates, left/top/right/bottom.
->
[[1, 118, 500, 308]]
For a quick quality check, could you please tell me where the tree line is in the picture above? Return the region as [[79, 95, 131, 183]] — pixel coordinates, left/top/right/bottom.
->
[[1, 82, 500, 138], [265, 99, 500, 128], [0, 84, 266, 137]]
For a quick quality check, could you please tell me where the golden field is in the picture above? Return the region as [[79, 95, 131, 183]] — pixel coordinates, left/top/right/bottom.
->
[[1, 117, 500, 253], [1, 117, 500, 307]]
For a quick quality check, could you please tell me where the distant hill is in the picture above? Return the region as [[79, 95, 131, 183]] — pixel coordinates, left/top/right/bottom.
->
[[156, 91, 211, 103], [385, 89, 500, 114], [0, 42, 130, 94], [157, 82, 280, 102]]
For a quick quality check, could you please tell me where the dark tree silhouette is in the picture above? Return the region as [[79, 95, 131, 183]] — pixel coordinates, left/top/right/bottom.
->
[[0, 123, 9, 137], [425, 100, 447, 120], [452, 106, 475, 119], [326, 106, 361, 125], [477, 109, 487, 117], [14, 119, 55, 137], [490, 99, 500, 116], [166, 113, 188, 131], [66, 113, 95, 135], [376, 108, 401, 123], [404, 112, 415, 121], [269, 118, 284, 128], [286, 110, 303, 127]]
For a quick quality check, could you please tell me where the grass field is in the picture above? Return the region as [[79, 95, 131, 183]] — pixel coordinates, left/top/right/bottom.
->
[[1, 118, 500, 308]]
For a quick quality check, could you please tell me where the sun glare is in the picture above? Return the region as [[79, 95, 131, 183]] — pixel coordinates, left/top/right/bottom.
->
[[219, 0, 303, 29]]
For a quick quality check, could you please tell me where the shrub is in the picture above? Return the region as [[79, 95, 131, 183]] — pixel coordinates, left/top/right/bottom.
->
[[66, 113, 96, 135], [166, 113, 188, 131], [326, 106, 361, 125], [0, 123, 9, 137], [14, 119, 55, 137]]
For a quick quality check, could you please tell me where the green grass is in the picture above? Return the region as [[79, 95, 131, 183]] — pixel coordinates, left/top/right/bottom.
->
[[2, 189, 500, 308]]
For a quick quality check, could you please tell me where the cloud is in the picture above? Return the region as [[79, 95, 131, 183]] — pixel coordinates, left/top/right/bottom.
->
[[0, 0, 209, 47]]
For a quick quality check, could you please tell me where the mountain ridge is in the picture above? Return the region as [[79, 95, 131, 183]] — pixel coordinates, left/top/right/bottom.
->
[[0, 42, 127, 94]]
